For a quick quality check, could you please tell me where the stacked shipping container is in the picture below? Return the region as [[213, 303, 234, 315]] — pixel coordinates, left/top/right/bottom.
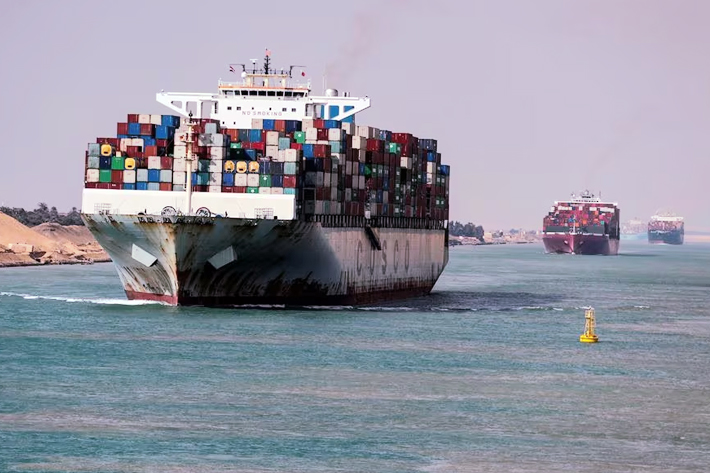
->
[[543, 202, 619, 233], [85, 115, 450, 220]]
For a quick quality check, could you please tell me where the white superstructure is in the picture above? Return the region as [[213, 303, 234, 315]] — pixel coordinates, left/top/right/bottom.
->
[[156, 51, 371, 128]]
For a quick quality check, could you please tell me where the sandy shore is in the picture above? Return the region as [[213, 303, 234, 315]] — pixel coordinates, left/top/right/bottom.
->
[[0, 212, 111, 268]]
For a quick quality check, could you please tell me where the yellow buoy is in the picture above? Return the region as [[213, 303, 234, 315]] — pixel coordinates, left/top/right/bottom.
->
[[580, 307, 599, 343]]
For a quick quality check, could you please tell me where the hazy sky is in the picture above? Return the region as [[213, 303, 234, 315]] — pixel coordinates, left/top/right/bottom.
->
[[2, 0, 709, 230]]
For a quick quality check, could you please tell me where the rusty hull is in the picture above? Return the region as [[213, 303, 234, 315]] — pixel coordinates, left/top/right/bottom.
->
[[81, 214, 449, 306]]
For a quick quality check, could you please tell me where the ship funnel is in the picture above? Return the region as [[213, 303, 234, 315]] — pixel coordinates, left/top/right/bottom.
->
[[325, 88, 339, 97]]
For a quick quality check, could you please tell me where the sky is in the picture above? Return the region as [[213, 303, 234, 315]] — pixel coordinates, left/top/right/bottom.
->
[[1, 0, 709, 231]]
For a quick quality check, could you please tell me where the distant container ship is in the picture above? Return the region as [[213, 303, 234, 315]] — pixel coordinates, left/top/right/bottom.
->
[[542, 191, 620, 255], [648, 211, 684, 245], [621, 218, 647, 241]]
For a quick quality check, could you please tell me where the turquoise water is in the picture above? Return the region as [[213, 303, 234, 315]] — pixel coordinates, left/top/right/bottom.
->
[[1, 241, 709, 472]]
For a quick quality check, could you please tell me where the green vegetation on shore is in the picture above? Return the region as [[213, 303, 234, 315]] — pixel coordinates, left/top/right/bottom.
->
[[0, 203, 83, 227], [448, 221, 484, 241]]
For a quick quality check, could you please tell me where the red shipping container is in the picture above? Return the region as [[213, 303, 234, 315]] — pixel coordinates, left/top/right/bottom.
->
[[159, 183, 172, 191], [193, 185, 208, 192], [140, 124, 155, 136], [316, 187, 327, 200], [109, 182, 121, 190], [391, 133, 412, 144], [274, 120, 286, 133], [97, 183, 111, 189], [345, 175, 352, 188], [85, 182, 99, 189], [313, 119, 325, 128], [234, 186, 246, 193], [156, 139, 168, 147], [221, 186, 235, 193], [111, 170, 122, 182], [323, 158, 332, 172], [160, 156, 172, 169], [249, 142, 265, 151], [127, 114, 139, 123], [283, 176, 297, 187], [314, 144, 329, 158], [366, 139, 382, 152], [145, 145, 158, 156], [117, 123, 129, 135], [317, 128, 329, 141], [291, 143, 303, 151]]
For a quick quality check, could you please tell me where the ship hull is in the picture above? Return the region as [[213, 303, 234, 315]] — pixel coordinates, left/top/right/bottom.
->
[[81, 214, 449, 306], [648, 230, 684, 245], [620, 232, 647, 241], [542, 233, 619, 255]]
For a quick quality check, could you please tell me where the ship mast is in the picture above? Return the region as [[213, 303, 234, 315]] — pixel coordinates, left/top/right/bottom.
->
[[184, 112, 196, 216]]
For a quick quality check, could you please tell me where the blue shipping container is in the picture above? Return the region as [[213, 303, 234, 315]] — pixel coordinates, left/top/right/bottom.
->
[[427, 151, 436, 162], [148, 169, 161, 182], [284, 162, 298, 175], [245, 149, 257, 160], [136, 182, 149, 190], [271, 162, 284, 175], [155, 125, 175, 140], [248, 129, 263, 142], [302, 144, 315, 158], [284, 188, 296, 195], [324, 118, 339, 129], [260, 161, 271, 174], [147, 182, 160, 191], [143, 138, 156, 147], [440, 165, 450, 176], [123, 183, 136, 190], [278, 137, 291, 150], [128, 123, 141, 136], [223, 173, 235, 186], [239, 129, 250, 142], [285, 120, 301, 133], [99, 157, 112, 169], [161, 115, 180, 127], [262, 119, 275, 131], [271, 175, 284, 187]]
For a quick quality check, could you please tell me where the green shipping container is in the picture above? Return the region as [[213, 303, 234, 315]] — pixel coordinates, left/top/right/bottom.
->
[[230, 142, 242, 149], [294, 131, 306, 144], [99, 170, 112, 183], [111, 157, 125, 170], [388, 142, 401, 154], [247, 187, 259, 194], [259, 174, 272, 187]]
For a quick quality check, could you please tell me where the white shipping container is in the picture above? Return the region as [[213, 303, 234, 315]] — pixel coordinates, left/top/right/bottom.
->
[[209, 172, 222, 185], [172, 158, 186, 173], [212, 134, 226, 147], [208, 185, 222, 193], [306, 128, 318, 141], [173, 145, 187, 159], [173, 184, 185, 192], [123, 170, 136, 184], [160, 170, 172, 183], [119, 139, 129, 153], [358, 175, 365, 189], [136, 169, 149, 182], [172, 171, 186, 185], [356, 125, 370, 138], [150, 114, 162, 125], [210, 147, 226, 160], [208, 160, 223, 173], [400, 156, 412, 169], [251, 118, 263, 129], [131, 138, 144, 147], [327, 128, 343, 141], [247, 174, 260, 187], [331, 173, 338, 187], [86, 169, 99, 182], [382, 191, 388, 203], [345, 189, 352, 201], [285, 149, 298, 162], [265, 145, 279, 159], [331, 187, 337, 200], [235, 174, 247, 187], [316, 172, 324, 187], [302, 118, 314, 130], [315, 201, 324, 214], [271, 187, 284, 194], [138, 114, 151, 124], [266, 131, 280, 146], [148, 156, 161, 169], [277, 149, 287, 162], [341, 122, 356, 135], [345, 161, 352, 174], [316, 140, 329, 145], [258, 187, 271, 194]]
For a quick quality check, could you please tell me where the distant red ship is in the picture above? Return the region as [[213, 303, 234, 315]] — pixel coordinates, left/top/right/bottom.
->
[[542, 191, 620, 255]]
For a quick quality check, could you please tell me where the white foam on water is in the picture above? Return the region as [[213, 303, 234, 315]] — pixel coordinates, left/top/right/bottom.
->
[[0, 291, 166, 306]]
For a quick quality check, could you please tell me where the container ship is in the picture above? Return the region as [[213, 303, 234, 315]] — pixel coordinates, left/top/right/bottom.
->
[[648, 211, 684, 245], [541, 191, 620, 255], [621, 218, 647, 241], [80, 52, 450, 306]]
